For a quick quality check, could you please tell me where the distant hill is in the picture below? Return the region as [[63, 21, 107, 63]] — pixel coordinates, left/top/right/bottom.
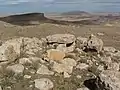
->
[[0, 12, 116, 26], [0, 13, 48, 25], [0, 12, 96, 26], [61, 11, 91, 16]]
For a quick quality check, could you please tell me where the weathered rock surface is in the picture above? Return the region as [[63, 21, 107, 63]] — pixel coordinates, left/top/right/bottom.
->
[[37, 64, 54, 75], [76, 63, 89, 70], [76, 34, 103, 53], [6, 64, 24, 74], [100, 56, 112, 64], [23, 37, 43, 56], [0, 37, 43, 62], [99, 70, 120, 90], [103, 47, 116, 53], [76, 36, 88, 49], [34, 78, 54, 90], [19, 58, 32, 64], [87, 34, 103, 53], [107, 62, 120, 71], [52, 58, 76, 77], [0, 38, 23, 62]]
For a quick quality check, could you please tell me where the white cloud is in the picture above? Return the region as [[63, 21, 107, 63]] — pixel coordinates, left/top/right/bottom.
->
[[0, 0, 45, 5], [0, 0, 118, 6], [0, 0, 89, 5]]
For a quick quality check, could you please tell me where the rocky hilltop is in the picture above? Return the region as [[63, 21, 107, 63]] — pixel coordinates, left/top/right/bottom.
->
[[0, 34, 119, 90]]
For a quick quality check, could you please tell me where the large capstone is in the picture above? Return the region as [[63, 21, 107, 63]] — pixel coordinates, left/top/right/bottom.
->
[[46, 34, 76, 44]]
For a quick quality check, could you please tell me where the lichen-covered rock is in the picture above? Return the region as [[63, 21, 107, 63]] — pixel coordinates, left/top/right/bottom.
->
[[37, 64, 54, 75], [47, 49, 65, 61], [0, 37, 23, 62], [0, 37, 43, 62], [87, 34, 103, 53], [46, 34, 76, 44], [34, 78, 54, 90], [6, 64, 24, 74], [99, 70, 120, 90], [76, 36, 88, 49], [23, 37, 43, 56]]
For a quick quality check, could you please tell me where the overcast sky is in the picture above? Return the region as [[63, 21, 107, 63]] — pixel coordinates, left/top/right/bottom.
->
[[0, 0, 120, 14]]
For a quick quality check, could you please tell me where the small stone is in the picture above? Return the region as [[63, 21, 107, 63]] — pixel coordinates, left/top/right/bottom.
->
[[97, 65, 104, 71], [24, 75, 31, 79], [87, 60, 93, 66], [34, 78, 54, 90], [76, 75, 82, 79], [5, 86, 11, 90], [47, 49, 65, 61], [0, 86, 2, 90], [29, 57, 46, 63], [37, 65, 54, 75], [64, 72, 71, 78], [6, 64, 24, 74], [107, 62, 120, 71], [77, 87, 89, 90], [114, 51, 120, 57], [76, 63, 89, 70], [105, 23, 113, 27], [101, 56, 112, 64], [97, 33, 104, 36], [30, 69, 36, 74], [103, 47, 116, 53]]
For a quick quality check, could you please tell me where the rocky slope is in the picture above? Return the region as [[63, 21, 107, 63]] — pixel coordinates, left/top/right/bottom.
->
[[0, 34, 119, 90]]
